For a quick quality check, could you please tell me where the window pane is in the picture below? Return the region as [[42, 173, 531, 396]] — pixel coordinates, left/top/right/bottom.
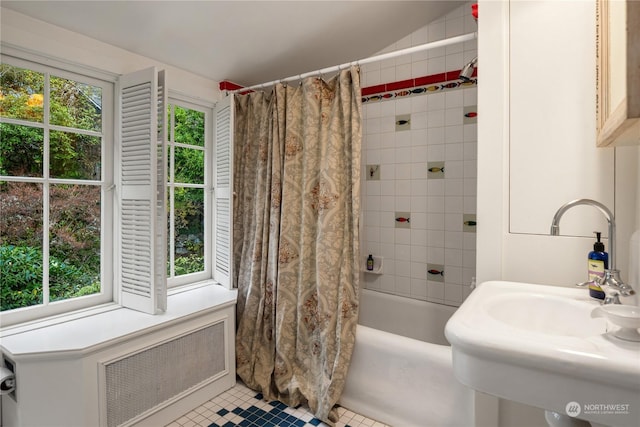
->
[[49, 184, 101, 302], [174, 187, 204, 276], [174, 147, 204, 184], [50, 76, 102, 132], [0, 181, 44, 311], [0, 123, 44, 177], [49, 131, 101, 180], [174, 106, 204, 147], [0, 64, 45, 123]]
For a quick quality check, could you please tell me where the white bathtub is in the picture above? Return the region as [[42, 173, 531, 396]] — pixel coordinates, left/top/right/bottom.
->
[[356, 288, 455, 343], [340, 289, 474, 427]]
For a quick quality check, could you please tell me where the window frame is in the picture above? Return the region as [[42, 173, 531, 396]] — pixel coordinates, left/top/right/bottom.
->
[[0, 54, 115, 326], [165, 94, 214, 288]]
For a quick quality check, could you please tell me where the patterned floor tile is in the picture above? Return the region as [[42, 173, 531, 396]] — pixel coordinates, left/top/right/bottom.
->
[[166, 381, 388, 427]]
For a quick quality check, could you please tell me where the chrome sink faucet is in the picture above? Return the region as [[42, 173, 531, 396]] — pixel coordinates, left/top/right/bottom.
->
[[550, 199, 636, 304]]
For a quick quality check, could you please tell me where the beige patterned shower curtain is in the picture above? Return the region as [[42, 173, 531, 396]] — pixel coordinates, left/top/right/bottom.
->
[[233, 67, 361, 424]]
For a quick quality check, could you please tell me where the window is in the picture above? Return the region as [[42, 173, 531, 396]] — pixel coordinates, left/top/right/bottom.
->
[[166, 101, 211, 287], [0, 57, 114, 323], [1, 53, 227, 326]]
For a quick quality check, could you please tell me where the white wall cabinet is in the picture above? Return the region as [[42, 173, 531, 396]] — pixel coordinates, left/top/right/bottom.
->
[[596, 0, 640, 147]]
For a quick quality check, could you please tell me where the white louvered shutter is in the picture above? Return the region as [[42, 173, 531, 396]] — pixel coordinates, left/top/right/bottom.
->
[[213, 95, 234, 288], [117, 67, 167, 314]]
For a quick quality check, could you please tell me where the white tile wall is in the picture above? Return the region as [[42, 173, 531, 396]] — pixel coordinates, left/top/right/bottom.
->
[[361, 2, 477, 307]]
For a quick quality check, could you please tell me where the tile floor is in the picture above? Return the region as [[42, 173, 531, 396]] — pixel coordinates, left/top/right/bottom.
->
[[166, 381, 389, 427]]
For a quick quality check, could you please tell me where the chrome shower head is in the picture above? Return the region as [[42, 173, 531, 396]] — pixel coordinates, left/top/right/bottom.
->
[[459, 56, 478, 82]]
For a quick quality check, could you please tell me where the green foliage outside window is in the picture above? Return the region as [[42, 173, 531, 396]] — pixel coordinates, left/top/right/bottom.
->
[[0, 245, 99, 311], [0, 64, 103, 311], [170, 106, 205, 276]]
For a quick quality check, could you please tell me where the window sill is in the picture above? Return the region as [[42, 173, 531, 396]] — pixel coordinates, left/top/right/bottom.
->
[[0, 282, 237, 359]]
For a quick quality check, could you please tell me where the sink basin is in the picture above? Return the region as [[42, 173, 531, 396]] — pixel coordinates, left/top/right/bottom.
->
[[445, 281, 640, 427], [486, 292, 607, 337]]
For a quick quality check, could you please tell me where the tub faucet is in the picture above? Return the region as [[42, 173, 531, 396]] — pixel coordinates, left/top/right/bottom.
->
[[550, 198, 635, 304]]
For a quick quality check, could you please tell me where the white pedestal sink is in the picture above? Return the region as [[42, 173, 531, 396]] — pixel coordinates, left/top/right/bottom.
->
[[445, 281, 640, 427]]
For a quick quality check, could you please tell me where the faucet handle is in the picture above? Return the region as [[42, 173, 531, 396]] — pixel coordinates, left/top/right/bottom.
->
[[575, 272, 635, 305], [576, 280, 597, 287], [599, 269, 636, 296], [595, 269, 636, 304]]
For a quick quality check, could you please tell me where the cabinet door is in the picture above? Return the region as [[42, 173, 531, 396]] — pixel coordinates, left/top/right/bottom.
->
[[596, 0, 640, 147], [509, 0, 614, 237]]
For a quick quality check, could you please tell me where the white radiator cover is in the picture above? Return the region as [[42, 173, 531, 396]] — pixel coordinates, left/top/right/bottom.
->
[[103, 323, 226, 427], [0, 298, 236, 427]]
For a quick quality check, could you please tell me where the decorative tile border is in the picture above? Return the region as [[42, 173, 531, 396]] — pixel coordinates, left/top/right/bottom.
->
[[362, 78, 477, 103]]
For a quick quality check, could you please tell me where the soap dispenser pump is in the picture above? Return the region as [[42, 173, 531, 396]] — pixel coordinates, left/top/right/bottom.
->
[[587, 231, 608, 300]]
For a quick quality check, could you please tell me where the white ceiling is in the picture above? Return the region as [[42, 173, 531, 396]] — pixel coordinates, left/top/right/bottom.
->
[[1, 0, 464, 87]]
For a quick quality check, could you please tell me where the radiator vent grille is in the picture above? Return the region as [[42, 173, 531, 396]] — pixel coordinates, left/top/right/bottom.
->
[[104, 322, 225, 427]]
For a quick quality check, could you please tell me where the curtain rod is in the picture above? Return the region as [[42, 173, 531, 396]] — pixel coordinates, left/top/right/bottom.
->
[[231, 32, 477, 93]]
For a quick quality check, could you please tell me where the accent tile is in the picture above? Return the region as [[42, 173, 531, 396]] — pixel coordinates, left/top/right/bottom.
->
[[427, 263, 445, 282], [463, 105, 478, 124], [414, 73, 445, 87], [427, 161, 445, 178], [387, 78, 414, 92], [361, 84, 386, 96], [463, 213, 477, 233], [395, 114, 411, 130], [394, 211, 411, 228], [366, 164, 380, 181]]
